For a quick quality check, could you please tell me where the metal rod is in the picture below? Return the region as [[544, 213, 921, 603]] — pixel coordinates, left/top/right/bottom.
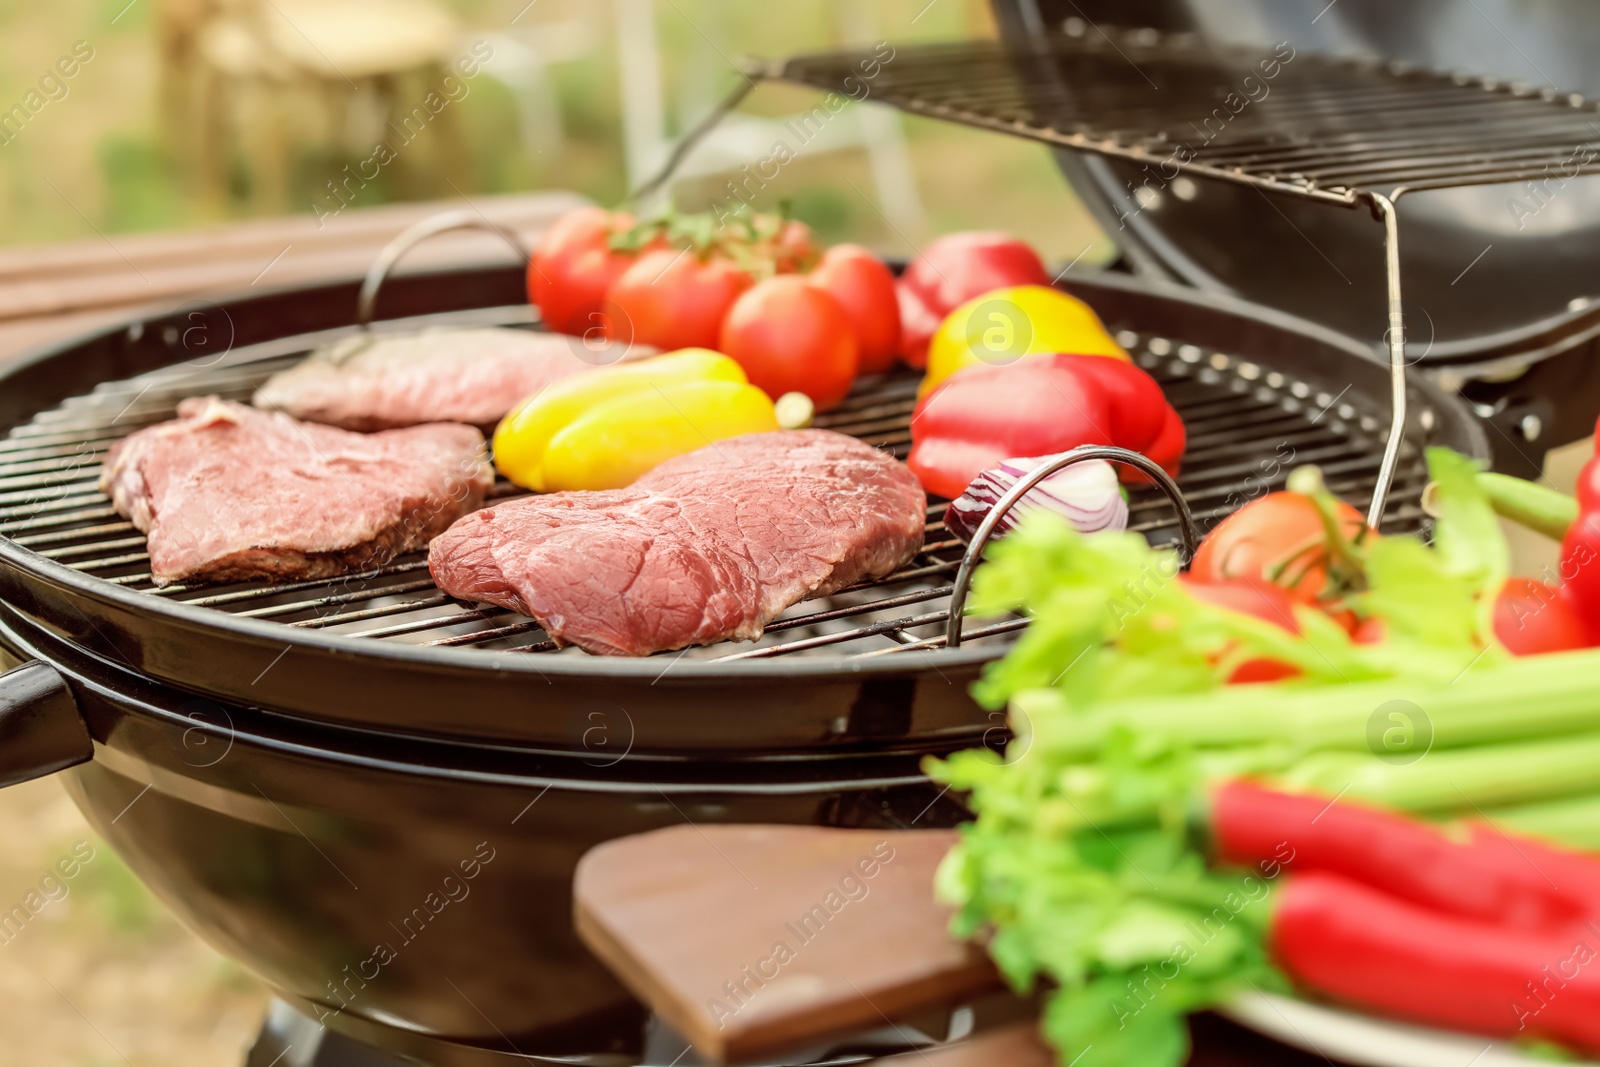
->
[[627, 67, 767, 205], [1365, 190, 1408, 530], [944, 446, 1199, 650], [356, 211, 531, 329]]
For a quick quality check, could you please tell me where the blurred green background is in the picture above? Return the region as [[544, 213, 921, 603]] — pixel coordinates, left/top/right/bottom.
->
[[0, 0, 1108, 261]]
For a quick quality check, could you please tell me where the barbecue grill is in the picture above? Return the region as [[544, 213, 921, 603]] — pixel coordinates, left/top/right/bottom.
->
[[0, 16, 1559, 1066]]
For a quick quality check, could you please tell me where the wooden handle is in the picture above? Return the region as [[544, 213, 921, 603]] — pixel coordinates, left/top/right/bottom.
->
[[574, 825, 1004, 1063]]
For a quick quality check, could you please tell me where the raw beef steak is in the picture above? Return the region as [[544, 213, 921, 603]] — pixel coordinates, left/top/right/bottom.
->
[[254, 327, 649, 431], [102, 397, 493, 585], [428, 430, 927, 656]]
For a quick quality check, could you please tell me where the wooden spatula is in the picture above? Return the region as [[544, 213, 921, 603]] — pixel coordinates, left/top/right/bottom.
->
[[573, 825, 1010, 1064]]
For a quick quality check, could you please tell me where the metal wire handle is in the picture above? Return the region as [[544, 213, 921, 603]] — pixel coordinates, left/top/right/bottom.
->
[[944, 447, 1200, 649], [357, 210, 531, 329]]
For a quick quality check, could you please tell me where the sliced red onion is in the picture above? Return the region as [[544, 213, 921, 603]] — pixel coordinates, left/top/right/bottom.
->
[[944, 455, 1127, 544]]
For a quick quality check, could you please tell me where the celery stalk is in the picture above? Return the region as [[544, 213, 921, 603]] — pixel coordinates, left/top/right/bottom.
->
[[1477, 471, 1579, 542], [1021, 647, 1600, 762], [1276, 733, 1600, 813], [1481, 795, 1600, 850]]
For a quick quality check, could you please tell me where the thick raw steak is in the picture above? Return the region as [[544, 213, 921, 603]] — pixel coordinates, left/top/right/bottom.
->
[[428, 430, 927, 656], [102, 398, 493, 585], [254, 327, 648, 431]]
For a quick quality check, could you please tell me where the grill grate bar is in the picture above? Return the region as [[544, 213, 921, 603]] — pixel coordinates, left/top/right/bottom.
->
[[714, 608, 954, 661], [775, 35, 1600, 199], [240, 579, 443, 621], [426, 620, 550, 648], [333, 605, 509, 639]]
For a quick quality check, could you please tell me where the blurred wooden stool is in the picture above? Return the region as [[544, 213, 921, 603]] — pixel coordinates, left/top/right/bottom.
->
[[159, 0, 466, 212]]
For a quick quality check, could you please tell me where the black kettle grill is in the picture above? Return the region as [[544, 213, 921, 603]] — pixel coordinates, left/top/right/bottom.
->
[[3, 3, 1582, 1062], [0, 248, 1476, 1063]]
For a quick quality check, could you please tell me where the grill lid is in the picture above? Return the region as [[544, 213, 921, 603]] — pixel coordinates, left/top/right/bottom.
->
[[976, 4, 1600, 362]]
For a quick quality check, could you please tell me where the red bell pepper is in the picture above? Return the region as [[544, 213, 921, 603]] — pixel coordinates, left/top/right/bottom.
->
[[897, 232, 1050, 367], [907, 353, 1182, 499]]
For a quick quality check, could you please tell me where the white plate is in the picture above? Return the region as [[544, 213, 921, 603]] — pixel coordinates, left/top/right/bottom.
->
[[1223, 993, 1600, 1067]]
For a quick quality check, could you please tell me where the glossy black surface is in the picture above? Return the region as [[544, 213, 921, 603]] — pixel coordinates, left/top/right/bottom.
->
[[0, 661, 90, 786], [2, 608, 966, 1061]]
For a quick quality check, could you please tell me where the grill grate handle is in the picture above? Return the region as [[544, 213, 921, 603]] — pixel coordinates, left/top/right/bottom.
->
[[944, 446, 1197, 650], [356, 210, 531, 329]]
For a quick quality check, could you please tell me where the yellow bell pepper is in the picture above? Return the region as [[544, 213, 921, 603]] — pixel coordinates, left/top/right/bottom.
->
[[920, 285, 1129, 398], [493, 348, 779, 491]]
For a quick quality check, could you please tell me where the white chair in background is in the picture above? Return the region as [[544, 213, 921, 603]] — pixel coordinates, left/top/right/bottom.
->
[[612, 0, 926, 233]]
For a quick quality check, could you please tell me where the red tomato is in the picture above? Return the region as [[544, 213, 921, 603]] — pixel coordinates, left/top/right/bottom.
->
[[1180, 576, 1302, 683], [529, 207, 639, 336], [1353, 616, 1386, 645], [809, 245, 901, 374], [606, 249, 752, 352], [718, 277, 859, 410], [1190, 491, 1369, 603], [1494, 578, 1591, 655], [766, 219, 819, 274], [1358, 579, 1590, 655]]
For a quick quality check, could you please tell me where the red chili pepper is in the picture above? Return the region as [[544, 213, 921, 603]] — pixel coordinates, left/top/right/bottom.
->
[[906, 354, 1182, 499], [1273, 871, 1600, 1051], [1212, 781, 1593, 929]]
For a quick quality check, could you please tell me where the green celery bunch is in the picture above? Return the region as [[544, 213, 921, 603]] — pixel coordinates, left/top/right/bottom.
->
[[929, 448, 1535, 1067]]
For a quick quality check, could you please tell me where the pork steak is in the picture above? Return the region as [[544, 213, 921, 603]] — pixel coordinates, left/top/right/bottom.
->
[[102, 398, 493, 585], [253, 327, 649, 431], [428, 430, 927, 656]]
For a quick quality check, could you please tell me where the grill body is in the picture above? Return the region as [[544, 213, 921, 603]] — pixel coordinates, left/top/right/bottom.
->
[[7, 608, 955, 1062], [0, 263, 1486, 1060]]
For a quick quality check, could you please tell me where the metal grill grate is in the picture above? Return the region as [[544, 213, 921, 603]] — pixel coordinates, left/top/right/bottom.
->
[[773, 34, 1600, 200], [0, 309, 1430, 660]]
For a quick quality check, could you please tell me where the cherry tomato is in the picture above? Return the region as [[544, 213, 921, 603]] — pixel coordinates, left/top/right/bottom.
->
[[1495, 578, 1591, 655], [606, 249, 752, 352], [1560, 509, 1600, 636], [529, 207, 639, 337], [1353, 616, 1386, 645], [1190, 491, 1369, 603], [1180, 576, 1301, 683], [718, 277, 859, 411], [809, 245, 901, 375], [765, 219, 819, 274]]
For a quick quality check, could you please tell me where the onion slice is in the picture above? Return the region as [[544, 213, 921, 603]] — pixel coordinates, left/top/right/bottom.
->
[[944, 455, 1127, 544]]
